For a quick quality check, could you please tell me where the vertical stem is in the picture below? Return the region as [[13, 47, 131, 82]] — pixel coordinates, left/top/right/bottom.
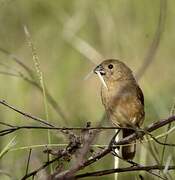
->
[[114, 130, 120, 180]]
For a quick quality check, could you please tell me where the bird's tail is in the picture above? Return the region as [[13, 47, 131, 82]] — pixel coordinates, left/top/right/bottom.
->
[[122, 129, 136, 160]]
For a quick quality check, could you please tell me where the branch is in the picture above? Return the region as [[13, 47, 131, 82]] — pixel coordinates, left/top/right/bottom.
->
[[18, 115, 175, 179], [21, 156, 60, 180], [75, 165, 175, 179], [0, 47, 68, 123], [67, 115, 175, 172], [0, 115, 175, 147], [51, 129, 97, 179], [22, 131, 82, 180], [0, 100, 54, 127], [0, 99, 174, 179], [49, 115, 175, 179]]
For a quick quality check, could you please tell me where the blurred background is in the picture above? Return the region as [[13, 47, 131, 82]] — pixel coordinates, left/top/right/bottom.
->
[[0, 0, 174, 179]]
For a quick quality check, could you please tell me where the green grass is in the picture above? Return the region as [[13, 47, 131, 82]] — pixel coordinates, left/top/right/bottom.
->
[[0, 0, 175, 179]]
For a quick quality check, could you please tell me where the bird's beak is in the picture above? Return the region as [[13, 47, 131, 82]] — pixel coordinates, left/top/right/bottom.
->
[[94, 64, 108, 89], [93, 65, 106, 75]]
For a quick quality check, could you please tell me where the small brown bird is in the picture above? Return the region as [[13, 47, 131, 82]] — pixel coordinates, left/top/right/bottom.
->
[[94, 59, 145, 160]]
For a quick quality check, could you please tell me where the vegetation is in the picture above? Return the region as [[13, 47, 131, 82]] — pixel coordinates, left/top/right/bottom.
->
[[0, 0, 174, 179]]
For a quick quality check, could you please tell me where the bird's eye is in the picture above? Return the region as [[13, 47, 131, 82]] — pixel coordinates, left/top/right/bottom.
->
[[108, 64, 113, 69]]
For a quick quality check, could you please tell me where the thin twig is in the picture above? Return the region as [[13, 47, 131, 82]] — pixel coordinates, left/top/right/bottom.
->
[[21, 156, 59, 180], [161, 104, 175, 164], [75, 165, 175, 179], [0, 48, 68, 123], [71, 115, 175, 171], [111, 148, 166, 180], [0, 115, 175, 146], [18, 114, 175, 179], [0, 100, 54, 127], [25, 149, 32, 175]]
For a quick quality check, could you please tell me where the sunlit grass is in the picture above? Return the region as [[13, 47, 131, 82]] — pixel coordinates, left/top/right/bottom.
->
[[0, 0, 174, 179], [24, 25, 53, 173]]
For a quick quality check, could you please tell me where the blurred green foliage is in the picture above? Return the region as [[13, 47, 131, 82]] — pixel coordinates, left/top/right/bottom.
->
[[0, 0, 174, 179]]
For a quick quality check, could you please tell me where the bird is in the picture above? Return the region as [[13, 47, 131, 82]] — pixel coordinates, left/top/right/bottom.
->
[[94, 59, 145, 160]]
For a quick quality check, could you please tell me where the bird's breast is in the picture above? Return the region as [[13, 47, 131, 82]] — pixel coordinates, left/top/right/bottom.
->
[[101, 80, 144, 127]]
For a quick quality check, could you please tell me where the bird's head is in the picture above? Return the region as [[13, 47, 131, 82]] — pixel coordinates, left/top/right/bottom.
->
[[94, 59, 134, 85]]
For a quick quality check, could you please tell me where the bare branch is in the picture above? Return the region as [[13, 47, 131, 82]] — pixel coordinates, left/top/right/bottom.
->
[[12, 114, 174, 179], [25, 149, 32, 176], [75, 165, 175, 179], [0, 48, 68, 123], [0, 100, 54, 127]]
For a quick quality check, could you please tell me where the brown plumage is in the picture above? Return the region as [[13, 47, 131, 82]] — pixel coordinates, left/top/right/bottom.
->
[[94, 59, 145, 160]]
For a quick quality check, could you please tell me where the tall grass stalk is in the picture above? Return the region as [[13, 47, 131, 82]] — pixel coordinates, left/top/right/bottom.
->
[[0, 136, 16, 159], [24, 26, 53, 173], [114, 130, 119, 180], [160, 103, 175, 165]]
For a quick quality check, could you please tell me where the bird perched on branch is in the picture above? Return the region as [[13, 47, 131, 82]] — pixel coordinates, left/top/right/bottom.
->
[[94, 59, 145, 160]]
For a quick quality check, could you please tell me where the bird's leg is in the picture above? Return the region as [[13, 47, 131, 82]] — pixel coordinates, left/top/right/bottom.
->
[[134, 126, 144, 142], [129, 124, 144, 141]]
